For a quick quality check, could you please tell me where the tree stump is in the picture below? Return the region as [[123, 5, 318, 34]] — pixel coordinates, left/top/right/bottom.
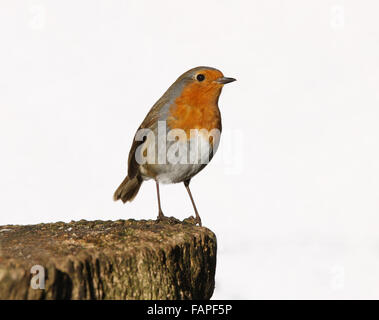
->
[[0, 217, 217, 300]]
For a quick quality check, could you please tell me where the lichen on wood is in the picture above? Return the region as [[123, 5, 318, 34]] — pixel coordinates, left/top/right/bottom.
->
[[0, 217, 217, 300]]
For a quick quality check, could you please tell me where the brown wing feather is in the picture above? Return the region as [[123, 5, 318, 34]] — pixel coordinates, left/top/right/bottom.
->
[[127, 96, 169, 179]]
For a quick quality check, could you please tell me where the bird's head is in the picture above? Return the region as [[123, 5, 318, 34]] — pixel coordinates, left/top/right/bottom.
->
[[170, 66, 236, 106]]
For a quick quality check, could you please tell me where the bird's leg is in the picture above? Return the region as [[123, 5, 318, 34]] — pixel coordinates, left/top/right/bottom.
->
[[184, 179, 202, 226], [155, 181, 165, 221]]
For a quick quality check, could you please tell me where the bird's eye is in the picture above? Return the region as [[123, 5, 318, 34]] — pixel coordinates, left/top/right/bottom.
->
[[196, 74, 205, 82]]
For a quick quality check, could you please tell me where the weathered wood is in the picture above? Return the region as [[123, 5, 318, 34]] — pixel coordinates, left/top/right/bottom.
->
[[0, 217, 217, 300]]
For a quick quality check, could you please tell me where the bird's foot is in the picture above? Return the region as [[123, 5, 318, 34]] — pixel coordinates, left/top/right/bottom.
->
[[155, 211, 169, 224], [183, 215, 202, 227], [195, 216, 202, 227], [155, 214, 182, 225]]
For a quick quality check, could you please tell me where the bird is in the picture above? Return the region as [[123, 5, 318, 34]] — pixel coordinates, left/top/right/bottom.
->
[[113, 66, 236, 226]]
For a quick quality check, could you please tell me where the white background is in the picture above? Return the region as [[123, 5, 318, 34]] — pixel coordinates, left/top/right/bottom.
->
[[1, 0, 379, 299]]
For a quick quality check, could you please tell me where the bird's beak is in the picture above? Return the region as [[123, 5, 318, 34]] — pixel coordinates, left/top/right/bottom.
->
[[215, 77, 236, 84]]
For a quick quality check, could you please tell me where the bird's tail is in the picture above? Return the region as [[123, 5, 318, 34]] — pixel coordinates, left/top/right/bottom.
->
[[113, 175, 143, 203]]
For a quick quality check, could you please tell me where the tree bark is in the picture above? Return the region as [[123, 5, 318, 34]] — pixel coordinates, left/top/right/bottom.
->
[[0, 217, 217, 300]]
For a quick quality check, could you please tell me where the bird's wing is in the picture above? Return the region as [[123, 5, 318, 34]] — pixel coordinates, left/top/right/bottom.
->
[[127, 96, 170, 178]]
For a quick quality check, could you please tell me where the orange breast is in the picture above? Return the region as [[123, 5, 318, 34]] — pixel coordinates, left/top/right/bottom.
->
[[167, 82, 222, 137]]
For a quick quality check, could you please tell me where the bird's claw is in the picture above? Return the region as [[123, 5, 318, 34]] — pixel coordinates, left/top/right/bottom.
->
[[155, 213, 170, 224]]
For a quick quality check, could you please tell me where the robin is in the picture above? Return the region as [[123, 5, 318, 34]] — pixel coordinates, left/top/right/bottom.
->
[[114, 66, 236, 226]]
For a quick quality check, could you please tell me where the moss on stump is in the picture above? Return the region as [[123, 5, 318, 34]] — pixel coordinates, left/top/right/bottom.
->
[[0, 217, 217, 300]]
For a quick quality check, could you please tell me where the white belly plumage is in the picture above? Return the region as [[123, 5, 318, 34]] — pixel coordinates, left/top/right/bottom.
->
[[139, 132, 219, 184]]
